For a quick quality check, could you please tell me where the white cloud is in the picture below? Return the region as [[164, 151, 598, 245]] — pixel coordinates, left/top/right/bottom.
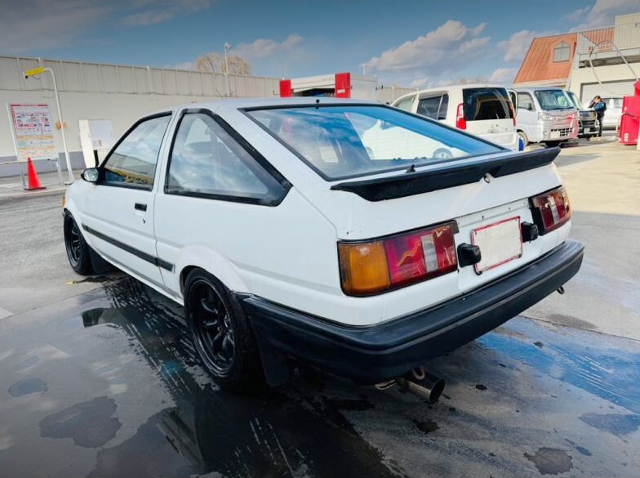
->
[[367, 20, 490, 73], [121, 10, 174, 26], [497, 29, 556, 63], [488, 67, 517, 84], [233, 34, 303, 60], [120, 0, 217, 27], [171, 61, 197, 70], [0, 0, 110, 54], [571, 0, 640, 30]]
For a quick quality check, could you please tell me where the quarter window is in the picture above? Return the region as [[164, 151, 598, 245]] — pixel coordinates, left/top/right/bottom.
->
[[394, 96, 415, 112], [102, 114, 171, 188], [166, 112, 285, 203], [553, 41, 571, 62], [417, 94, 449, 120]]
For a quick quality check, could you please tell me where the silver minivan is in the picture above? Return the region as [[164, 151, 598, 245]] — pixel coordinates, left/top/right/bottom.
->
[[514, 87, 579, 147]]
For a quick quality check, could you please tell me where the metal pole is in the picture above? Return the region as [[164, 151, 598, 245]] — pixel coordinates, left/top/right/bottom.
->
[[45, 68, 74, 183], [224, 42, 231, 97]]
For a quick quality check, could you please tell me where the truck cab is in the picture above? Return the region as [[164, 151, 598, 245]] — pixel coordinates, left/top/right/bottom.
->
[[514, 87, 579, 147]]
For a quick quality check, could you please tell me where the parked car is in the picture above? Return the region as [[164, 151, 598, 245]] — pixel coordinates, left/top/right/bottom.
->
[[600, 97, 623, 130], [565, 90, 598, 139], [392, 84, 520, 151], [514, 87, 579, 147], [63, 98, 584, 393]]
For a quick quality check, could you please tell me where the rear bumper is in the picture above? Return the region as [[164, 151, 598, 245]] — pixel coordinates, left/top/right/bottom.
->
[[240, 240, 584, 384]]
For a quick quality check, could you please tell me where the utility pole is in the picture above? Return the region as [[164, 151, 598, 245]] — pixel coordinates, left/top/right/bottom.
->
[[24, 66, 74, 183], [224, 42, 232, 97]]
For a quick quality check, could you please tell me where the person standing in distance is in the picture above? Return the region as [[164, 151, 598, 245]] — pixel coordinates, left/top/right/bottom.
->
[[589, 96, 607, 137]]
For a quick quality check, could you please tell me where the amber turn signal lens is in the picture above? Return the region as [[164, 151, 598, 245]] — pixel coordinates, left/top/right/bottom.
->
[[338, 242, 390, 296]]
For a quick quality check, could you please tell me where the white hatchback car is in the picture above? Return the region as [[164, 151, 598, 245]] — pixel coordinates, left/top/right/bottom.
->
[[392, 84, 520, 151], [63, 98, 583, 392]]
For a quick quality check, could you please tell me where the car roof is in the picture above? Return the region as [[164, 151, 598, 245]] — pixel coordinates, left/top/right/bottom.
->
[[392, 84, 509, 104], [514, 86, 566, 91], [153, 96, 379, 116]]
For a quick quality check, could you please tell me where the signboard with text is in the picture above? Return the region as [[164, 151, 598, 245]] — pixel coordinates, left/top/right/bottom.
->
[[8, 103, 57, 162]]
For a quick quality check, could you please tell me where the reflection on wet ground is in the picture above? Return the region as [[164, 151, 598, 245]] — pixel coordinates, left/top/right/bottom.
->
[[0, 276, 639, 478]]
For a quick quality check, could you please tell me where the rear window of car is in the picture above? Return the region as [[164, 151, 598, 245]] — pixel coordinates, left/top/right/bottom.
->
[[462, 87, 513, 121], [245, 105, 502, 181]]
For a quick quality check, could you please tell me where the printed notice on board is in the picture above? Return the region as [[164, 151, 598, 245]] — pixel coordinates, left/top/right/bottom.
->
[[8, 104, 57, 162]]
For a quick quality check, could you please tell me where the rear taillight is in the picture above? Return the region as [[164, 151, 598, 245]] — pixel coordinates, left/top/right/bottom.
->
[[338, 222, 458, 296], [455, 103, 466, 130], [530, 186, 571, 234]]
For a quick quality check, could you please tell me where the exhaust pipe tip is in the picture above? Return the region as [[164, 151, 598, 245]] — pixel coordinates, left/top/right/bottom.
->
[[397, 372, 446, 402]]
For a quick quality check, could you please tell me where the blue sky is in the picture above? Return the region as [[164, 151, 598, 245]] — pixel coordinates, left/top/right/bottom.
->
[[1, 0, 638, 87]]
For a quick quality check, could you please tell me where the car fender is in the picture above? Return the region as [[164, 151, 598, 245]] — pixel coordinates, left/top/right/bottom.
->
[[171, 244, 249, 297]]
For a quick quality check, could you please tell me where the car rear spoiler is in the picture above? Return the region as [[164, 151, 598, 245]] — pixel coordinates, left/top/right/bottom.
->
[[330, 147, 560, 202]]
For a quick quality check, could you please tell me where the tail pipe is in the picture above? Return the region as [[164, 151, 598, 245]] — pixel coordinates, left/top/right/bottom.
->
[[376, 367, 445, 402]]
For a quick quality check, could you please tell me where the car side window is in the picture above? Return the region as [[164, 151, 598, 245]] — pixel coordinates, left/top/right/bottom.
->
[[166, 112, 286, 204], [517, 93, 535, 111], [102, 114, 171, 189], [417, 94, 448, 120], [394, 96, 415, 112]]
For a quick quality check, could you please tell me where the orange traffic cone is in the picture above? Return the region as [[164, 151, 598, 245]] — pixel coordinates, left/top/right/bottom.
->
[[25, 157, 46, 191]]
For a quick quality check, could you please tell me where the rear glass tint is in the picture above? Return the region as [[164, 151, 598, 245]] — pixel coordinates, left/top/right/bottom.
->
[[462, 87, 513, 121], [246, 105, 502, 181]]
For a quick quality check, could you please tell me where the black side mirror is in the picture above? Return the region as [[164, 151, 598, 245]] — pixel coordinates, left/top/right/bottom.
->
[[81, 168, 99, 183]]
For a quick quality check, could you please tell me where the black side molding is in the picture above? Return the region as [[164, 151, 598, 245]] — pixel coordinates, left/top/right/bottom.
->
[[331, 147, 560, 202], [82, 224, 174, 272]]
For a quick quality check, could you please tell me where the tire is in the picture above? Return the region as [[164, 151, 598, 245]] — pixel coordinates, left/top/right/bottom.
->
[[517, 130, 529, 148], [63, 212, 94, 275], [184, 268, 264, 391], [544, 141, 561, 148]]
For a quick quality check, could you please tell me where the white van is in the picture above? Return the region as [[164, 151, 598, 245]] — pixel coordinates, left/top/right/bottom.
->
[[513, 87, 579, 146], [392, 84, 520, 151]]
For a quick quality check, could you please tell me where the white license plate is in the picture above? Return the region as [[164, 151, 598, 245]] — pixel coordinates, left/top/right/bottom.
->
[[472, 217, 523, 274], [550, 131, 561, 139], [584, 127, 591, 133]]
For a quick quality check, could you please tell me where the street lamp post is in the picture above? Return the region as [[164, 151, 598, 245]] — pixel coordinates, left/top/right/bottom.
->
[[24, 66, 74, 183], [224, 42, 232, 97]]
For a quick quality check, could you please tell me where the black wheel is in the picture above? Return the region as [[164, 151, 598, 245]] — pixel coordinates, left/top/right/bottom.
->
[[544, 141, 561, 148], [64, 212, 93, 275], [517, 130, 529, 148], [185, 269, 263, 391]]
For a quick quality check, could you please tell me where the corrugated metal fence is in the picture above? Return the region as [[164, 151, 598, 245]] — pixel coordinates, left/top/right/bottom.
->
[[0, 56, 281, 98]]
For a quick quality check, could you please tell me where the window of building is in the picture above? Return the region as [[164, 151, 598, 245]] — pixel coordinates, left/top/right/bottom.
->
[[553, 42, 571, 63]]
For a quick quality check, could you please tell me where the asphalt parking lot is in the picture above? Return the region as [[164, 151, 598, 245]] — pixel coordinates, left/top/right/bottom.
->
[[0, 139, 639, 478]]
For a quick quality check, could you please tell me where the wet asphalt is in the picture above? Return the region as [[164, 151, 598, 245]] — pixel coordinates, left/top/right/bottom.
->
[[1, 140, 640, 478], [0, 274, 638, 478]]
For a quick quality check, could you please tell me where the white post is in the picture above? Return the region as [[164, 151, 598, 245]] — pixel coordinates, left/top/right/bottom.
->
[[45, 68, 74, 182]]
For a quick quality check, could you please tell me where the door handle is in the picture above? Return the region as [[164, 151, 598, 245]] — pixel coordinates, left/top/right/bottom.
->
[[134, 203, 147, 212]]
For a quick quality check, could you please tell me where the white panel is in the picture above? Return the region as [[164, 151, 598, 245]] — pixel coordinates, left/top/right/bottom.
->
[[118, 67, 135, 93]]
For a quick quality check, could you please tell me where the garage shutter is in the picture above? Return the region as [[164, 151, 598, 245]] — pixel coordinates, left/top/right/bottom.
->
[[580, 80, 636, 103]]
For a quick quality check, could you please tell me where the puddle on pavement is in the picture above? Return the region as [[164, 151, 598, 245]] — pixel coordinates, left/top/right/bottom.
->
[[8, 378, 47, 397], [524, 447, 573, 475], [39, 397, 122, 448], [477, 319, 640, 415], [80, 278, 399, 478]]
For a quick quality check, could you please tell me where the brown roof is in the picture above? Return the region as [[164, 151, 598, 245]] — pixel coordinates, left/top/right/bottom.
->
[[514, 33, 577, 85]]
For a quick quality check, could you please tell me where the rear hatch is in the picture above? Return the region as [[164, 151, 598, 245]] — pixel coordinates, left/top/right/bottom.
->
[[461, 87, 516, 146], [244, 103, 569, 316]]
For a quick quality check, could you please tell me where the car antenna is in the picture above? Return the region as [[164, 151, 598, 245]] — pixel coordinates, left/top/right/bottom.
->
[[315, 98, 320, 109], [405, 164, 416, 173]]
